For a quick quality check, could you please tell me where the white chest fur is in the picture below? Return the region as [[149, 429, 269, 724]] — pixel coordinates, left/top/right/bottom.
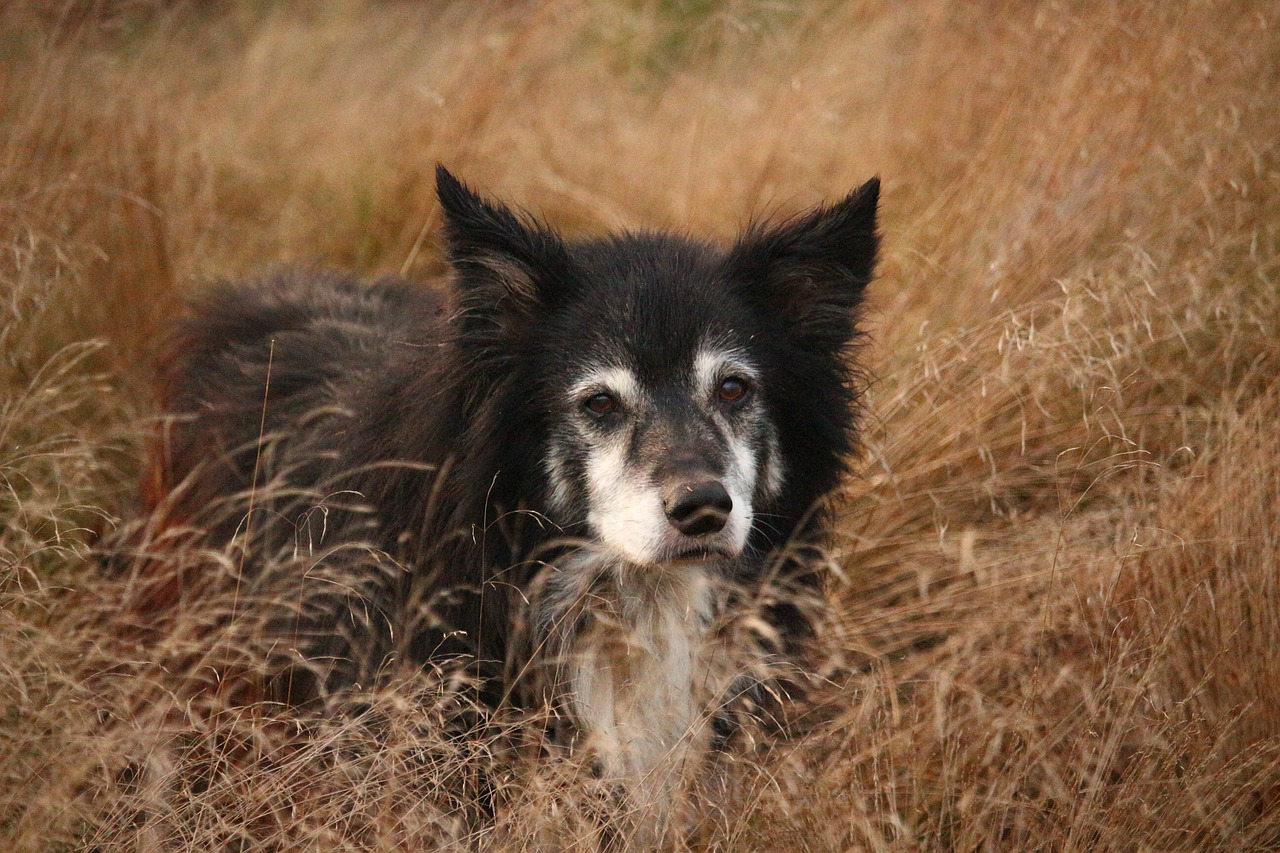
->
[[538, 557, 735, 843]]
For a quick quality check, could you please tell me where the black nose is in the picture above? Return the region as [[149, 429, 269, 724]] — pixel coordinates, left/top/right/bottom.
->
[[663, 481, 732, 537]]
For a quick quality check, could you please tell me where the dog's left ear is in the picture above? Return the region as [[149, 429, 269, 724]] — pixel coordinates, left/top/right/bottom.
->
[[727, 177, 880, 349], [436, 166, 570, 334]]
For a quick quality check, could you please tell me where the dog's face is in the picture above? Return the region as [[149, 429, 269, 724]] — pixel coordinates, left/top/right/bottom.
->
[[435, 167, 879, 567], [543, 338, 782, 565]]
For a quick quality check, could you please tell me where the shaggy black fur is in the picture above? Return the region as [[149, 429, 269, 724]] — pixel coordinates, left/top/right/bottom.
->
[[143, 167, 879, 710]]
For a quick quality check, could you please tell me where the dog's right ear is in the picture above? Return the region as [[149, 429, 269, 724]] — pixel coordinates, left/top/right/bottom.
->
[[436, 166, 570, 334]]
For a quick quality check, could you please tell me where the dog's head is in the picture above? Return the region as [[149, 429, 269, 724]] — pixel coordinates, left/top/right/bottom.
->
[[436, 166, 879, 567]]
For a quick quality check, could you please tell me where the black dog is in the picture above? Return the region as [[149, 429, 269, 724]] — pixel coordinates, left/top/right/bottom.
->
[[141, 166, 879, 841]]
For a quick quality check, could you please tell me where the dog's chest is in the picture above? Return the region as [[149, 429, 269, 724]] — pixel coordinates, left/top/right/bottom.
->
[[559, 566, 728, 804]]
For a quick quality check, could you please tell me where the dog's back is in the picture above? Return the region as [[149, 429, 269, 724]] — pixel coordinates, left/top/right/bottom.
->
[[146, 269, 448, 538]]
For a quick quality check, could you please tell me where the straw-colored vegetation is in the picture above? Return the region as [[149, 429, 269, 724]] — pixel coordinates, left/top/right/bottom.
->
[[3, 0, 1278, 849]]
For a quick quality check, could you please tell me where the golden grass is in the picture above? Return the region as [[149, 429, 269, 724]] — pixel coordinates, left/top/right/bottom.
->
[[3, 0, 1278, 849]]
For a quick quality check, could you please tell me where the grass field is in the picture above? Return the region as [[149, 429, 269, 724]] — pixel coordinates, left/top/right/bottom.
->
[[3, 0, 1279, 849]]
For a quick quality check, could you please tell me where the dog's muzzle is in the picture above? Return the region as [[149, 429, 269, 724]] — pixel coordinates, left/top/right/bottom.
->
[[662, 480, 732, 537]]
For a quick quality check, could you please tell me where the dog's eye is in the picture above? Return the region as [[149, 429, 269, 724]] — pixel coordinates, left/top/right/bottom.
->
[[583, 392, 619, 416], [716, 377, 750, 404]]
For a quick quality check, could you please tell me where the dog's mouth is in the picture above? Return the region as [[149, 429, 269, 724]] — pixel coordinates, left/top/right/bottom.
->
[[662, 544, 735, 564]]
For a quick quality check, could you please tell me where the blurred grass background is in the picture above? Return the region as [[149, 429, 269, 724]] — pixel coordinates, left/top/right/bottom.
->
[[2, 0, 1279, 849]]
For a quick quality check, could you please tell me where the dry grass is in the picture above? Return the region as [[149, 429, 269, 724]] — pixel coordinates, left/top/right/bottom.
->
[[3, 0, 1279, 849]]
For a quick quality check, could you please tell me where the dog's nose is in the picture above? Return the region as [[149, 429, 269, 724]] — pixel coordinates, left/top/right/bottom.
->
[[663, 481, 732, 537]]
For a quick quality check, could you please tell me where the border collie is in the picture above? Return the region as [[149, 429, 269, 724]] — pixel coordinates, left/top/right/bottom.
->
[[140, 166, 879, 845]]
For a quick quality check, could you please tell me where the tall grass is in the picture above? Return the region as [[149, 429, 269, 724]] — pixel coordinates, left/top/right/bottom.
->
[[2, 0, 1278, 849]]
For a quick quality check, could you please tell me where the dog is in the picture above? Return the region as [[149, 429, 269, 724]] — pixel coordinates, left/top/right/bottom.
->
[[139, 166, 879, 844]]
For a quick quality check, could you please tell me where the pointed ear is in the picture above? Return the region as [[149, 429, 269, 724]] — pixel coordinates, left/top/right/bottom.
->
[[435, 166, 570, 332], [727, 177, 880, 350]]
